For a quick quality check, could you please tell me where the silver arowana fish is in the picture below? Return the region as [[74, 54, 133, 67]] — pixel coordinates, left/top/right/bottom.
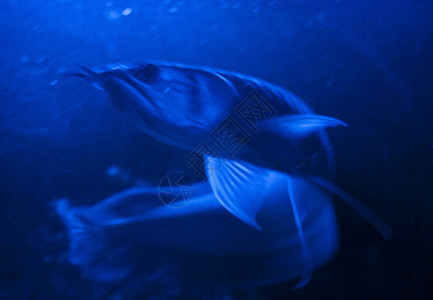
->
[[74, 61, 392, 239]]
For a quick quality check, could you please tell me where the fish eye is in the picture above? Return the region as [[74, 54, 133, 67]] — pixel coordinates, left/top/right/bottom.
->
[[135, 64, 159, 82]]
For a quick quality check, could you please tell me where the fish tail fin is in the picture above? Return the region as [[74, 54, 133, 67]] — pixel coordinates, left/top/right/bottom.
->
[[55, 198, 100, 265], [55, 198, 132, 281], [310, 177, 394, 240]]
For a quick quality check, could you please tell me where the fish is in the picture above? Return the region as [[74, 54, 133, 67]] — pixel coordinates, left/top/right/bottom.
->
[[55, 169, 339, 296], [73, 62, 340, 168], [73, 62, 392, 239]]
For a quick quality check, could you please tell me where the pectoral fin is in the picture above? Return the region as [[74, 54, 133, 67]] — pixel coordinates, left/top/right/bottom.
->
[[204, 156, 276, 230], [260, 114, 348, 139]]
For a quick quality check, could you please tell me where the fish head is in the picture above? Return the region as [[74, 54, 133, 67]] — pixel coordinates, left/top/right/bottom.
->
[[76, 62, 228, 147], [75, 63, 170, 112]]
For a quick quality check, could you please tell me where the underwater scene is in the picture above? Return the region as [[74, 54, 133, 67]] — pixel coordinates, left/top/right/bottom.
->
[[1, 0, 432, 299]]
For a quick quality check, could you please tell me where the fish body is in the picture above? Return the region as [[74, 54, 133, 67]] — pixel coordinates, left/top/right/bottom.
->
[[75, 61, 391, 239], [64, 62, 393, 293]]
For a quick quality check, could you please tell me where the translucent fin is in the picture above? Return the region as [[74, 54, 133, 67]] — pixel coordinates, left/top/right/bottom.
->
[[55, 198, 133, 281], [287, 176, 313, 289], [311, 177, 394, 240], [204, 156, 276, 230], [56, 198, 85, 238], [260, 114, 348, 139]]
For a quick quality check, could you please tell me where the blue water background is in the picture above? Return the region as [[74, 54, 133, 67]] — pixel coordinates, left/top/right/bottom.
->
[[1, 0, 432, 298]]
